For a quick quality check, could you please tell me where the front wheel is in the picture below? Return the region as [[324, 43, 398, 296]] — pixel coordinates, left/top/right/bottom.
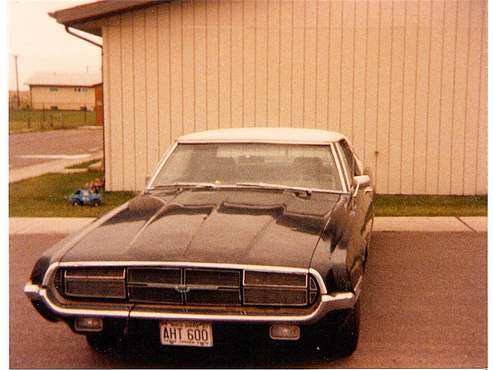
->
[[313, 300, 360, 358], [85, 327, 125, 352], [362, 208, 375, 269], [331, 300, 360, 357]]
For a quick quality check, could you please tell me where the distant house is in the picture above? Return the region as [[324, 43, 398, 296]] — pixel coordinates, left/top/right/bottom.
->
[[26, 72, 102, 112]]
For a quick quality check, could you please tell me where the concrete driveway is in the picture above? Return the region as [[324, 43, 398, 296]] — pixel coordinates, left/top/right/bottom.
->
[[10, 231, 486, 368]]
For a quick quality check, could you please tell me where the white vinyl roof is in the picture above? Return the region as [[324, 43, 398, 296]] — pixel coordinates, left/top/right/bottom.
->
[[26, 72, 102, 87], [177, 128, 346, 144]]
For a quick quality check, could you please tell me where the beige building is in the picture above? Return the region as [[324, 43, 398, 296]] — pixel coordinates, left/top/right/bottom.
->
[[51, 0, 487, 195], [26, 72, 101, 111]]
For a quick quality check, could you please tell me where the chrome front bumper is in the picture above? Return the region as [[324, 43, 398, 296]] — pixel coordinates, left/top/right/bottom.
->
[[24, 280, 360, 325]]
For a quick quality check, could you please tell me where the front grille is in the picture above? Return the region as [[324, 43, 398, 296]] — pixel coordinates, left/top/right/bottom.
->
[[184, 268, 240, 287], [186, 288, 241, 305], [128, 286, 183, 304], [128, 267, 181, 285], [127, 267, 182, 304], [126, 267, 241, 305], [55, 266, 319, 308]]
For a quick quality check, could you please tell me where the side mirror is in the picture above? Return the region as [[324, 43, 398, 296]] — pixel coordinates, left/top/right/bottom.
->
[[352, 175, 371, 197]]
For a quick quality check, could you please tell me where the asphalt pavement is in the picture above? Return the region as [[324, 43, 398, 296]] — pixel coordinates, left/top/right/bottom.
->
[[9, 127, 102, 169], [10, 231, 487, 368]]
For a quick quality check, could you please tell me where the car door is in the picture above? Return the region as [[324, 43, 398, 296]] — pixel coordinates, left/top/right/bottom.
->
[[337, 139, 374, 287]]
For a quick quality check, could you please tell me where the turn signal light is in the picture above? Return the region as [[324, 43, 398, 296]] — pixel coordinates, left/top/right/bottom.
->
[[269, 324, 300, 341], [74, 317, 103, 332]]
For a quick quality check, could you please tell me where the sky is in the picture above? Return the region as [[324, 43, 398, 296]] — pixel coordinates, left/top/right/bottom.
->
[[8, 0, 101, 91]]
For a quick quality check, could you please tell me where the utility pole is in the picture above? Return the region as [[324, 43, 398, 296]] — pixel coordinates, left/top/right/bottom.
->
[[13, 55, 20, 109]]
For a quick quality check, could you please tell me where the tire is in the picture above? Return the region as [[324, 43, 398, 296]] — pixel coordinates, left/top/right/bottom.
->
[[72, 200, 82, 207], [85, 327, 125, 352], [362, 210, 374, 269], [331, 300, 360, 357], [86, 332, 115, 352], [363, 229, 372, 269], [313, 300, 360, 358]]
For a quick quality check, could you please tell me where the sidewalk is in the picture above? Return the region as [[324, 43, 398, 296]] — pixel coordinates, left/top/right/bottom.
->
[[9, 151, 103, 183], [8, 216, 487, 235], [374, 216, 487, 232], [9, 217, 95, 235]]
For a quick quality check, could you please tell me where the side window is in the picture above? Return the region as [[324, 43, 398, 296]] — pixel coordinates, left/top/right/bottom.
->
[[340, 140, 356, 178], [339, 140, 363, 188]]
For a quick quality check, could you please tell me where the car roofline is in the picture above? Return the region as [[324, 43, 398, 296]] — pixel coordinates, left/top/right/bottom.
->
[[177, 139, 337, 145], [175, 128, 347, 145]]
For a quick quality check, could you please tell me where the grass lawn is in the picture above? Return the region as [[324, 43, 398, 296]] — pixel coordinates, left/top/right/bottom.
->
[[9, 171, 487, 217], [9, 109, 96, 133], [9, 171, 135, 218], [374, 194, 487, 217]]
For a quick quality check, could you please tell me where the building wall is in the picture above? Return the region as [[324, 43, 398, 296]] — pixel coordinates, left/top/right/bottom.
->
[[102, 0, 487, 194], [95, 84, 104, 125], [30, 85, 96, 111]]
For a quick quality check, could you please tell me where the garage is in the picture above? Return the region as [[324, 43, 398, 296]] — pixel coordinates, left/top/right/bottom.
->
[[50, 0, 487, 194]]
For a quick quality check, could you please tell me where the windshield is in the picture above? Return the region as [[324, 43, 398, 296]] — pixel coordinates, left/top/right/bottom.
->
[[150, 143, 343, 191]]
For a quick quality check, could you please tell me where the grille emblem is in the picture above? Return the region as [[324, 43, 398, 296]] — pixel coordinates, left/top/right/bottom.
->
[[175, 285, 191, 293]]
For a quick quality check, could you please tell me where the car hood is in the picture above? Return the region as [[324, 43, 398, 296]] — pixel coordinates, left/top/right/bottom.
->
[[59, 189, 341, 269]]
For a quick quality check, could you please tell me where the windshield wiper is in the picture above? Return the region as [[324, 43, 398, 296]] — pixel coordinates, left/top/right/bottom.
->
[[235, 182, 313, 196], [147, 182, 220, 191]]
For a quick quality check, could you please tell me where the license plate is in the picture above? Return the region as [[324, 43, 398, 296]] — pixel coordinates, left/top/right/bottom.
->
[[160, 321, 213, 347]]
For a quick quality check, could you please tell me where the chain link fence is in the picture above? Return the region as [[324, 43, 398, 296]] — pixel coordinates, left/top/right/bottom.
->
[[9, 105, 97, 133]]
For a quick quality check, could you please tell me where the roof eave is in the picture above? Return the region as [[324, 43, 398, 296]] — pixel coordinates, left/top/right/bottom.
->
[[49, 0, 164, 36], [28, 83, 101, 88]]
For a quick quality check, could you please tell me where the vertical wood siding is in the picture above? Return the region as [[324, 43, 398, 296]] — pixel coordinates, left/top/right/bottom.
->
[[102, 0, 487, 194]]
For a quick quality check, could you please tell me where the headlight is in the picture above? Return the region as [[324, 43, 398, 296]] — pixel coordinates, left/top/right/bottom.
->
[[243, 287, 308, 306], [243, 271, 307, 287], [58, 267, 126, 299], [243, 271, 319, 306]]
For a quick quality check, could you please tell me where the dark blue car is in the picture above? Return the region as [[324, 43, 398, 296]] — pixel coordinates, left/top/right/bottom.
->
[[67, 189, 102, 207]]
